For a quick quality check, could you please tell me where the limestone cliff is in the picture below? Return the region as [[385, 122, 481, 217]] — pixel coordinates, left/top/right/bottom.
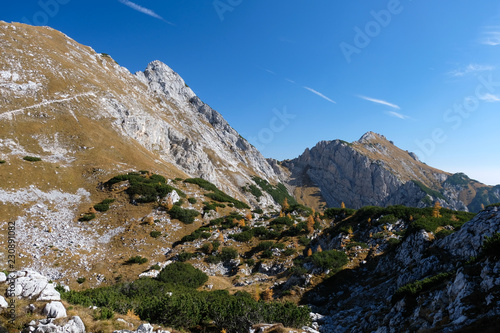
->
[[283, 132, 499, 212]]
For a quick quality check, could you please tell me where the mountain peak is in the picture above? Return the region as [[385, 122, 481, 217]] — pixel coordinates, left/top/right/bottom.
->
[[136, 60, 196, 105], [358, 131, 386, 143]]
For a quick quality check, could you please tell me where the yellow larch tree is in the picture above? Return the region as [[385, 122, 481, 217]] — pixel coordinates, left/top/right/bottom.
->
[[307, 215, 315, 234], [432, 201, 442, 218], [281, 198, 290, 212]]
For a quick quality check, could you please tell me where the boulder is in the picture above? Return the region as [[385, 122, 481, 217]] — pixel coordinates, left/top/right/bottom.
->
[[37, 283, 61, 301], [0, 296, 7, 309], [21, 316, 85, 333], [137, 323, 154, 333], [14, 270, 48, 298], [43, 301, 67, 319], [0, 272, 6, 283]]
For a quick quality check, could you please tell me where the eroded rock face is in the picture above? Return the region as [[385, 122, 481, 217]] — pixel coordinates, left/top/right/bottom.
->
[[282, 134, 489, 211], [22, 316, 85, 333], [9, 270, 60, 301], [310, 207, 500, 333]]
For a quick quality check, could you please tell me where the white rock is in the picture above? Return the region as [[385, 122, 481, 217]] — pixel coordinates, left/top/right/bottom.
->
[[37, 283, 61, 301], [0, 296, 8, 308], [43, 301, 67, 319], [0, 272, 6, 283], [63, 316, 86, 333], [137, 323, 154, 333]]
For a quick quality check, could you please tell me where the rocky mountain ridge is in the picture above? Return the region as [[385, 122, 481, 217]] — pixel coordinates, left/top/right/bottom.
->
[[283, 132, 500, 212]]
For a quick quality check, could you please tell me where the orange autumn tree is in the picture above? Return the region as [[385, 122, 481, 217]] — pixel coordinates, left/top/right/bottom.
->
[[341, 202, 346, 209], [307, 215, 315, 234], [282, 198, 290, 212], [432, 201, 442, 218], [307, 248, 313, 257], [261, 288, 273, 301]]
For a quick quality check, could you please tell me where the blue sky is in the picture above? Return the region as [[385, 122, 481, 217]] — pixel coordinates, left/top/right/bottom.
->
[[2, 1, 500, 184]]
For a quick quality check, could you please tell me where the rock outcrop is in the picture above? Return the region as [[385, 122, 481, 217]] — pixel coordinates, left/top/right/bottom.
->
[[306, 206, 500, 332], [22, 316, 85, 333]]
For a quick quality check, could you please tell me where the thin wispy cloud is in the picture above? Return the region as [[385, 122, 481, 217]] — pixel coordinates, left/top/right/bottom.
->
[[303, 86, 336, 104], [285, 78, 296, 84], [479, 93, 500, 103], [385, 111, 410, 119], [118, 0, 174, 25], [448, 64, 495, 77], [358, 95, 400, 109], [480, 26, 500, 46], [264, 69, 276, 75]]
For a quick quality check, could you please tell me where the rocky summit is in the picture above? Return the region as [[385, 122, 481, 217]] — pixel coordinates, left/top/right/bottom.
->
[[283, 132, 500, 212], [0, 22, 499, 333]]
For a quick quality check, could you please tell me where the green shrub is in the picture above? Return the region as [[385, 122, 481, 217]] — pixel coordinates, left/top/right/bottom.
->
[[309, 250, 348, 271], [76, 277, 86, 284], [255, 241, 274, 252], [23, 156, 41, 162], [345, 242, 369, 250], [188, 197, 197, 204], [94, 307, 114, 320], [168, 205, 199, 224], [252, 208, 264, 214], [271, 217, 294, 227], [482, 233, 500, 259], [261, 249, 273, 258], [249, 184, 263, 198], [412, 180, 446, 201], [220, 247, 238, 261], [93, 203, 110, 212], [230, 230, 253, 242], [0, 160, 5, 164], [105, 172, 185, 203], [184, 178, 218, 191], [178, 252, 197, 262], [150, 264, 161, 270], [377, 214, 398, 225], [298, 236, 311, 246], [181, 228, 211, 243], [205, 191, 250, 209], [157, 262, 208, 288], [78, 213, 95, 222], [203, 201, 226, 212], [125, 256, 148, 265], [394, 271, 455, 301], [283, 248, 296, 256], [251, 176, 297, 206], [150, 231, 162, 238], [324, 207, 356, 219], [245, 259, 255, 267], [62, 275, 311, 331], [387, 238, 401, 246]]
